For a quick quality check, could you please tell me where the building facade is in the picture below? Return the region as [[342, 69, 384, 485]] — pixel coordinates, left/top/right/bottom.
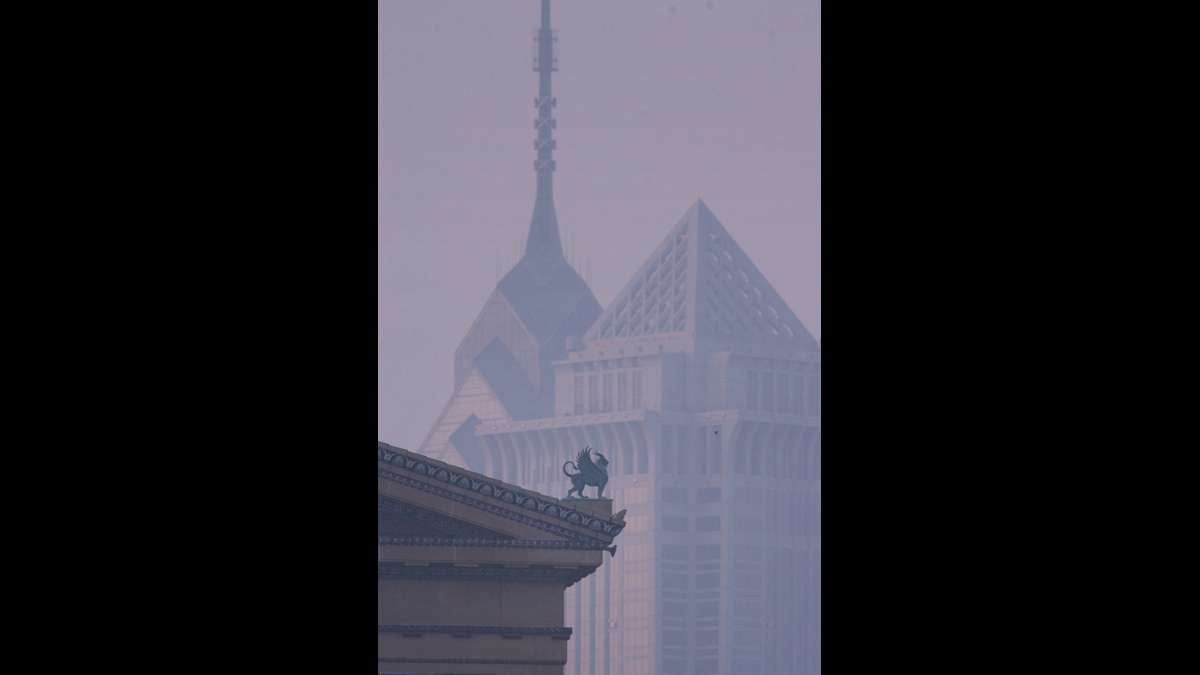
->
[[411, 2, 821, 674], [379, 442, 625, 675], [417, 0, 601, 472], [469, 200, 821, 675]]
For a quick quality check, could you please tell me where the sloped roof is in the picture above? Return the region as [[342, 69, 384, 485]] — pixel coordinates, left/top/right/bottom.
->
[[378, 442, 626, 548], [472, 337, 540, 419], [585, 199, 818, 351], [497, 250, 601, 346]]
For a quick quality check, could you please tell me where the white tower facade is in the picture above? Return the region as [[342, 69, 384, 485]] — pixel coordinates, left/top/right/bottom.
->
[[471, 200, 821, 675]]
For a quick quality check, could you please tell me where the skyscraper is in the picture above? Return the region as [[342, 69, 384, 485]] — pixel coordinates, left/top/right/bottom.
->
[[414, 3, 821, 673], [418, 0, 601, 470]]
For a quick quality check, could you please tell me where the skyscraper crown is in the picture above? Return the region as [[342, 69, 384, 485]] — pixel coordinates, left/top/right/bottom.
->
[[585, 199, 818, 351]]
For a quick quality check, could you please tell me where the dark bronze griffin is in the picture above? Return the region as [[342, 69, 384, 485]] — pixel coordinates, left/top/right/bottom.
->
[[563, 446, 609, 499]]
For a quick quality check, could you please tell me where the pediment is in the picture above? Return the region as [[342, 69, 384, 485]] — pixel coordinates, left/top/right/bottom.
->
[[378, 497, 511, 540], [378, 443, 625, 549]]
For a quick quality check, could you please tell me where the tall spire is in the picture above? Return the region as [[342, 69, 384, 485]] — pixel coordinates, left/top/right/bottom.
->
[[526, 0, 563, 259]]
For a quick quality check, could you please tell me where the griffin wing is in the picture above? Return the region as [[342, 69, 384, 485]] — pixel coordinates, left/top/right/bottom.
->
[[576, 448, 593, 472], [574, 448, 595, 481], [582, 447, 609, 482]]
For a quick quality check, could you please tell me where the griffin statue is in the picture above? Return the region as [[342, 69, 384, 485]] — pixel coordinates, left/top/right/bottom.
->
[[563, 446, 609, 499]]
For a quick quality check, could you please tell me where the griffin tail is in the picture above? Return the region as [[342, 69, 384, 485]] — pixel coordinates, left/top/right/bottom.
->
[[563, 461, 579, 477]]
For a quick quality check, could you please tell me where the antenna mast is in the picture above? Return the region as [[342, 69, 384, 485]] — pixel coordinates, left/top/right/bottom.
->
[[525, 0, 563, 259]]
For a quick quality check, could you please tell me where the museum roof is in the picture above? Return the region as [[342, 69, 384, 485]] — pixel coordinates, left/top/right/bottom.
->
[[378, 442, 626, 547]]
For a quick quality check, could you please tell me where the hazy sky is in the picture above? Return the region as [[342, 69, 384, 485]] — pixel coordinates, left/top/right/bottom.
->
[[379, 0, 820, 448]]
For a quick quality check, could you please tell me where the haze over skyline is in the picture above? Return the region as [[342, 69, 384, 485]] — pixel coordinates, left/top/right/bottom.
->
[[379, 0, 821, 448]]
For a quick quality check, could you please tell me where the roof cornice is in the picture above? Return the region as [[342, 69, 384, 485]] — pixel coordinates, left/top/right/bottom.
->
[[378, 443, 626, 546]]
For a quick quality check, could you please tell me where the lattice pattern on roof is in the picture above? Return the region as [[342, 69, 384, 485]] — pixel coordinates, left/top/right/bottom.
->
[[589, 221, 689, 339], [586, 200, 818, 350], [498, 253, 599, 344], [699, 225, 806, 342], [694, 201, 816, 347]]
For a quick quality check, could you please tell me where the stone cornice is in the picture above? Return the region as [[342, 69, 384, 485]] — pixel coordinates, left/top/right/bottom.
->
[[379, 497, 510, 540], [378, 443, 626, 546], [380, 656, 567, 666], [380, 468, 616, 549], [695, 409, 820, 425], [378, 536, 614, 552], [379, 561, 599, 586], [476, 410, 644, 434], [474, 409, 819, 432], [379, 624, 572, 639]]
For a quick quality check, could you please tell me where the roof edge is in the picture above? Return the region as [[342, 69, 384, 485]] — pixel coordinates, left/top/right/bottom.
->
[[378, 442, 626, 541]]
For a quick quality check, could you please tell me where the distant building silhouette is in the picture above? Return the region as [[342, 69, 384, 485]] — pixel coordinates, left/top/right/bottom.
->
[[418, 0, 600, 471], [413, 2, 820, 674]]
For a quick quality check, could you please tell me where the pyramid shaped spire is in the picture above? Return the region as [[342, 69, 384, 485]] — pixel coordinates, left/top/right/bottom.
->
[[585, 199, 818, 351]]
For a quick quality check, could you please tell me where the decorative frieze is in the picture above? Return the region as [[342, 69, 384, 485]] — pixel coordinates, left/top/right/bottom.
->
[[379, 561, 598, 585], [379, 624, 573, 639], [379, 656, 568, 666], [379, 536, 608, 551], [379, 497, 510, 540], [379, 443, 626, 544]]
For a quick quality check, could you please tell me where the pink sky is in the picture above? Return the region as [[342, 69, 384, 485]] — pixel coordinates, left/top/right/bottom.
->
[[379, 0, 820, 447]]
